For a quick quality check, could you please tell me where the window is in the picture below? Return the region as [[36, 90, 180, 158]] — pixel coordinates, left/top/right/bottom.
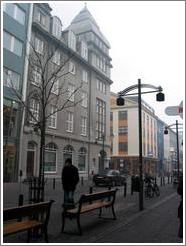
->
[[3, 67, 20, 90], [52, 16, 62, 38], [81, 91, 88, 108], [63, 145, 74, 162], [68, 84, 75, 102], [96, 79, 106, 93], [4, 3, 25, 25], [35, 37, 44, 54], [118, 126, 128, 135], [3, 99, 18, 138], [118, 111, 127, 120], [66, 112, 73, 132], [82, 70, 88, 83], [3, 31, 23, 57], [68, 30, 76, 51], [44, 143, 57, 173], [78, 147, 86, 171], [81, 41, 88, 60], [37, 10, 46, 26], [32, 66, 41, 86], [119, 142, 128, 152], [96, 98, 106, 139], [69, 61, 76, 74], [52, 50, 60, 65], [29, 99, 39, 123], [48, 105, 57, 128], [81, 117, 87, 136], [51, 79, 59, 95]]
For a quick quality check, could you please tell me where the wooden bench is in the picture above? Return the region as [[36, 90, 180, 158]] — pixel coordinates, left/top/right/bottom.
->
[[3, 200, 54, 243], [61, 189, 118, 235]]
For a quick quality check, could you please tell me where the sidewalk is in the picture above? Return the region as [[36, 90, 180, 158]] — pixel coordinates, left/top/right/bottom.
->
[[3, 180, 183, 244]]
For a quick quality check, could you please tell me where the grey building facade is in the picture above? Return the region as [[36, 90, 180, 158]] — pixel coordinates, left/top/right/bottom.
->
[[19, 3, 113, 180], [3, 3, 31, 182]]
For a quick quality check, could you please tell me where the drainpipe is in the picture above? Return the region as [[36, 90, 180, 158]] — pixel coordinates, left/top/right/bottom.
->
[[18, 3, 33, 179]]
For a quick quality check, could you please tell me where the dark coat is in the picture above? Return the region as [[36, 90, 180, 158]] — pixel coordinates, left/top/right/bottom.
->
[[62, 164, 79, 191]]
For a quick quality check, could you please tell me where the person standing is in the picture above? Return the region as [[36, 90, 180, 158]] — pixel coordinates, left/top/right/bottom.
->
[[61, 158, 79, 207]]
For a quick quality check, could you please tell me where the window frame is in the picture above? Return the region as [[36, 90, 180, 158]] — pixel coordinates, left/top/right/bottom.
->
[[34, 36, 44, 54], [4, 3, 25, 25], [3, 31, 23, 57], [44, 143, 57, 173], [81, 116, 87, 136], [48, 105, 57, 129], [66, 111, 74, 133], [29, 99, 39, 124], [3, 67, 20, 90], [52, 50, 60, 65]]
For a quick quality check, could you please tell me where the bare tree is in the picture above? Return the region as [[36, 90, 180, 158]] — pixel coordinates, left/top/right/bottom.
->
[[8, 40, 83, 201]]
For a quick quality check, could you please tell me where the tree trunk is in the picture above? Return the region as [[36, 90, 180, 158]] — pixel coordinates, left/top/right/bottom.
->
[[37, 120, 45, 202]]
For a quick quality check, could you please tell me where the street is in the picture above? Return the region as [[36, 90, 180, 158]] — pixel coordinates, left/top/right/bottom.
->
[[3, 177, 183, 244]]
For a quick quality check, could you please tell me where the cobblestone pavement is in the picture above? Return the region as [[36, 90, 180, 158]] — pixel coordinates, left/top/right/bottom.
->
[[3, 177, 183, 244]]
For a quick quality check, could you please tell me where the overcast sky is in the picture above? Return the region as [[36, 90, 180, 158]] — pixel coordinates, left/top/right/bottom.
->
[[49, 1, 185, 126]]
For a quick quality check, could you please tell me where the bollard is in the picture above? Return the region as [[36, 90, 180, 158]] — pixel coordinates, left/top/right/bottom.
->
[[155, 177, 157, 184], [108, 186, 111, 201], [168, 176, 170, 184], [53, 178, 55, 190], [124, 182, 127, 197], [18, 194, 24, 206], [160, 177, 163, 187], [171, 175, 173, 183], [89, 186, 93, 204], [18, 194, 24, 221], [81, 177, 84, 186], [163, 177, 165, 186], [131, 177, 134, 195], [89, 186, 93, 194]]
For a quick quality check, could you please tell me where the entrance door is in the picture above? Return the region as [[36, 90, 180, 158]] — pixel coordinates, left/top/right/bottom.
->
[[26, 150, 34, 177]]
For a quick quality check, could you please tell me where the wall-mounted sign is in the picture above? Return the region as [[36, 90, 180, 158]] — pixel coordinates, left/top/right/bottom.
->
[[165, 101, 183, 119]]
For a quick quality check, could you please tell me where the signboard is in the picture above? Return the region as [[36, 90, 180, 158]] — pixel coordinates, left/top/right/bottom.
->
[[165, 101, 183, 119]]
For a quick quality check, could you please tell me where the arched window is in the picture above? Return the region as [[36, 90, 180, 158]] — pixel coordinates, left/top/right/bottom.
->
[[63, 145, 74, 163], [44, 142, 58, 173], [78, 147, 86, 172]]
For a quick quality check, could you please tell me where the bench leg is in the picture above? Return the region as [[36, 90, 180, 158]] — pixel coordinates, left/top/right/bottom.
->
[[43, 226, 49, 243], [27, 229, 31, 243], [77, 216, 82, 235], [112, 205, 116, 220], [61, 212, 65, 233], [99, 207, 102, 218]]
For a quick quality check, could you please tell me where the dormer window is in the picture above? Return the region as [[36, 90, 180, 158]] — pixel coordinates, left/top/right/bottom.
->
[[37, 10, 46, 27], [52, 16, 62, 39], [68, 30, 76, 51], [81, 41, 88, 60]]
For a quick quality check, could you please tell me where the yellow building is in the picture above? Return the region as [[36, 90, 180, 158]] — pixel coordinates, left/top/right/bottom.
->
[[110, 92, 158, 176]]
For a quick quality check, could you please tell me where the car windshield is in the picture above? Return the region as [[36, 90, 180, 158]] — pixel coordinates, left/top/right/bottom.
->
[[99, 169, 113, 175]]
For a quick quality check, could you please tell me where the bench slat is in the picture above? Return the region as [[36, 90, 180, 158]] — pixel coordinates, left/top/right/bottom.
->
[[4, 220, 42, 236], [66, 200, 112, 214]]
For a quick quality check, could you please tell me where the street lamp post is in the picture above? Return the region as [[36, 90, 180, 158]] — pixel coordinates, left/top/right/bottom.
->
[[164, 120, 183, 179], [116, 79, 164, 211]]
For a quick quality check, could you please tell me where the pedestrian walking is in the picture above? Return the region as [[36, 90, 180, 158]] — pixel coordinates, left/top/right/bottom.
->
[[177, 175, 183, 238], [61, 158, 79, 208]]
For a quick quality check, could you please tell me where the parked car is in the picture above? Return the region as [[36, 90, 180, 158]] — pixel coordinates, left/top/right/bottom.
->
[[93, 169, 126, 187]]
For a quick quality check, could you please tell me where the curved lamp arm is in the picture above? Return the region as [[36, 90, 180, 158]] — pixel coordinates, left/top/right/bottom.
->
[[118, 84, 162, 97]]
